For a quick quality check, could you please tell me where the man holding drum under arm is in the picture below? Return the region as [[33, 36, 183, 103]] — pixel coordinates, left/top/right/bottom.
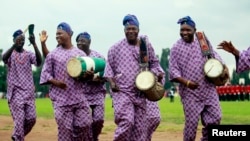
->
[[39, 22, 93, 141], [75, 32, 106, 141], [169, 16, 229, 141], [104, 14, 164, 141]]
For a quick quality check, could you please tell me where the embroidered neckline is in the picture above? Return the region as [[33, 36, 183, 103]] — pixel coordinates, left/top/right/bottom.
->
[[14, 50, 27, 64]]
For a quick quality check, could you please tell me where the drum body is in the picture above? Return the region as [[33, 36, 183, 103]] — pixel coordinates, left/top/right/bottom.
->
[[204, 58, 228, 86], [135, 71, 164, 101], [66, 57, 105, 78]]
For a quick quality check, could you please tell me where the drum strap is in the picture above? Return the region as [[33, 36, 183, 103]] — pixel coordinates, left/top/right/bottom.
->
[[139, 37, 149, 68], [196, 31, 212, 59]]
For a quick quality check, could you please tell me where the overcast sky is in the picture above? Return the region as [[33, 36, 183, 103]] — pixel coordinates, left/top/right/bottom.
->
[[1, 0, 250, 75]]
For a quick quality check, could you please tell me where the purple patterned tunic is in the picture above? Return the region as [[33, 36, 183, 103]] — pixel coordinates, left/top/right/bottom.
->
[[83, 50, 106, 140], [4, 50, 39, 141], [104, 35, 164, 141], [169, 37, 222, 141], [236, 47, 250, 73], [83, 50, 106, 105], [40, 46, 92, 141], [145, 100, 161, 141]]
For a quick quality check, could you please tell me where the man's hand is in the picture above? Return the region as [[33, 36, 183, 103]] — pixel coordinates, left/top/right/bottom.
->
[[52, 80, 67, 90], [217, 41, 236, 54], [110, 81, 119, 92], [82, 68, 94, 81], [29, 34, 36, 45], [39, 30, 48, 43], [186, 80, 199, 90], [157, 73, 164, 83], [93, 75, 106, 83]]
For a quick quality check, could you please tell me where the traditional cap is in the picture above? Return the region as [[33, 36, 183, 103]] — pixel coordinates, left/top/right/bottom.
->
[[57, 22, 73, 36], [123, 14, 139, 27], [13, 29, 23, 40], [177, 16, 196, 28], [76, 32, 91, 42]]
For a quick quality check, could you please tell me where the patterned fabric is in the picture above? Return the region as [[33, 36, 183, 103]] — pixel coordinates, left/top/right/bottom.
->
[[112, 91, 147, 141], [145, 100, 161, 141], [54, 102, 92, 141], [105, 35, 164, 90], [236, 47, 250, 73], [104, 35, 164, 141], [89, 105, 104, 141], [8, 95, 36, 141], [40, 46, 87, 107], [82, 50, 106, 105], [5, 50, 38, 101], [183, 98, 221, 141], [169, 37, 222, 141], [83, 50, 106, 141], [40, 46, 92, 141], [3, 49, 38, 141]]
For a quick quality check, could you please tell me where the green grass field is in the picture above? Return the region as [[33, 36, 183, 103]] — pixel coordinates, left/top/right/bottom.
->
[[1, 97, 250, 131]]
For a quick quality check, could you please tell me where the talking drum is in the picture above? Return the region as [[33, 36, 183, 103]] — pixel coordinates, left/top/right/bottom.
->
[[135, 71, 165, 101], [204, 58, 228, 86], [66, 56, 106, 78]]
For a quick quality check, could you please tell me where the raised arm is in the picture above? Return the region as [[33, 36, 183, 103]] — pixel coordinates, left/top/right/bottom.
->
[[29, 34, 42, 66]]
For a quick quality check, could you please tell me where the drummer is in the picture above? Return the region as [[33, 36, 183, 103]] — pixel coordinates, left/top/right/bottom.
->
[[104, 14, 164, 141], [168, 16, 228, 141], [76, 32, 106, 141]]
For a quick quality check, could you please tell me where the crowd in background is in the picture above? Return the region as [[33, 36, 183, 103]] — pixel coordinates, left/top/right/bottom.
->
[[216, 84, 250, 101]]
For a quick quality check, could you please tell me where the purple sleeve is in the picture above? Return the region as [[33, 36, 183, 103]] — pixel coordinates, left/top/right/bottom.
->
[[236, 47, 250, 73], [2, 51, 11, 65], [39, 53, 54, 85], [169, 44, 181, 81], [28, 51, 38, 66], [104, 46, 115, 79]]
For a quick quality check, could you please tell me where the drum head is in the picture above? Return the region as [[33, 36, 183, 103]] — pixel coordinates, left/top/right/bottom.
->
[[66, 57, 82, 78], [204, 58, 223, 78], [135, 71, 155, 90]]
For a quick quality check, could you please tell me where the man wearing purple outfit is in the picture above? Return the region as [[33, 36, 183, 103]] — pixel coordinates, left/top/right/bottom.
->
[[39, 22, 92, 141], [145, 100, 161, 141], [2, 29, 42, 141], [169, 16, 228, 141], [104, 14, 164, 141], [76, 32, 106, 141]]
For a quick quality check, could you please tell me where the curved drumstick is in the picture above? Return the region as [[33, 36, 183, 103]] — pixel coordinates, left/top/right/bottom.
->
[[22, 27, 28, 36], [205, 65, 214, 75], [197, 65, 214, 82]]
